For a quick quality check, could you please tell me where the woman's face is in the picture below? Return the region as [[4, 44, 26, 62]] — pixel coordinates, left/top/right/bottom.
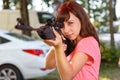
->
[[61, 12, 81, 41]]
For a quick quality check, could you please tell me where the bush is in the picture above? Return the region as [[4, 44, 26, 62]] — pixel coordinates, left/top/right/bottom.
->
[[100, 43, 120, 65]]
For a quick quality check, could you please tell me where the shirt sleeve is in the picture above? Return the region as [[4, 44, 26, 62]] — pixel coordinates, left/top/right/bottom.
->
[[74, 37, 100, 65]]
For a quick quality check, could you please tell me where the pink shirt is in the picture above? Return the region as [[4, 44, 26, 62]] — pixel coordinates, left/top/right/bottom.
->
[[67, 36, 101, 80]]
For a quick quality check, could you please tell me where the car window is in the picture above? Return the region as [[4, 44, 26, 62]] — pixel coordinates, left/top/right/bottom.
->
[[0, 37, 10, 44], [37, 12, 53, 24], [6, 33, 35, 41]]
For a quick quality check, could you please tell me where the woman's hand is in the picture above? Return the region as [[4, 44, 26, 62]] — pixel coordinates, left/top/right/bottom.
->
[[43, 29, 63, 48]]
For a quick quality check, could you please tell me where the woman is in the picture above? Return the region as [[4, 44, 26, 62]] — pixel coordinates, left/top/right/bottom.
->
[[44, 1, 101, 80]]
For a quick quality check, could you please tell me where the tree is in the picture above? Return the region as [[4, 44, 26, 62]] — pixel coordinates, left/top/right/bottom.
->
[[113, 0, 117, 21], [109, 0, 115, 48], [19, 0, 31, 36], [3, 0, 10, 9], [44, 0, 63, 13]]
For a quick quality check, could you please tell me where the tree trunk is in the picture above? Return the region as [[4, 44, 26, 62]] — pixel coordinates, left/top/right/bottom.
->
[[109, 0, 115, 48], [20, 0, 31, 36], [113, 0, 117, 21], [3, 0, 10, 9]]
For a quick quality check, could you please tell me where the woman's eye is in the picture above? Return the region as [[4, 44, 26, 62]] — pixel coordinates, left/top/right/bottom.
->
[[68, 21, 73, 25]]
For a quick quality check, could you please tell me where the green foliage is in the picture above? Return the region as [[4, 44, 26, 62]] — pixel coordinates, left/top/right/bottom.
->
[[93, 21, 101, 28], [100, 42, 120, 65], [43, 0, 52, 7]]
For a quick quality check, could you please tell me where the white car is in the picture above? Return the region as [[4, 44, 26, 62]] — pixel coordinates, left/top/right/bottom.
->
[[0, 30, 54, 80]]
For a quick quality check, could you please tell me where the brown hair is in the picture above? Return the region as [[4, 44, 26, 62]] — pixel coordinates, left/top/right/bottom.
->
[[56, 1, 100, 46]]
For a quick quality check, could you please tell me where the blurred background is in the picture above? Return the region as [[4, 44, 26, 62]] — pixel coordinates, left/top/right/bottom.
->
[[0, 0, 120, 80]]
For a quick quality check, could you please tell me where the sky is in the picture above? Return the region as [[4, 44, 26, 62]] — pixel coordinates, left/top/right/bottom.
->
[[32, 0, 54, 13], [115, 0, 120, 18]]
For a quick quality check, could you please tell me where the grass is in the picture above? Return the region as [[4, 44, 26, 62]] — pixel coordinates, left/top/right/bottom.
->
[[35, 62, 120, 80], [99, 63, 120, 80]]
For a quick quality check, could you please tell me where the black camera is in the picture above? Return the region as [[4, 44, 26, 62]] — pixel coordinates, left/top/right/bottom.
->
[[15, 18, 63, 40]]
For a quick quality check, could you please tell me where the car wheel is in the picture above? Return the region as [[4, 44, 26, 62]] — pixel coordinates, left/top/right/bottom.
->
[[0, 64, 23, 80]]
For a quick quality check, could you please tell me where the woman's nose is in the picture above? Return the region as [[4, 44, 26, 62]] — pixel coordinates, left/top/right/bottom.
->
[[63, 24, 69, 33]]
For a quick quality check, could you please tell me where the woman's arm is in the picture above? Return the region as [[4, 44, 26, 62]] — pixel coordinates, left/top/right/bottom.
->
[[45, 43, 67, 69], [45, 46, 56, 69], [44, 30, 89, 80], [55, 46, 88, 80]]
